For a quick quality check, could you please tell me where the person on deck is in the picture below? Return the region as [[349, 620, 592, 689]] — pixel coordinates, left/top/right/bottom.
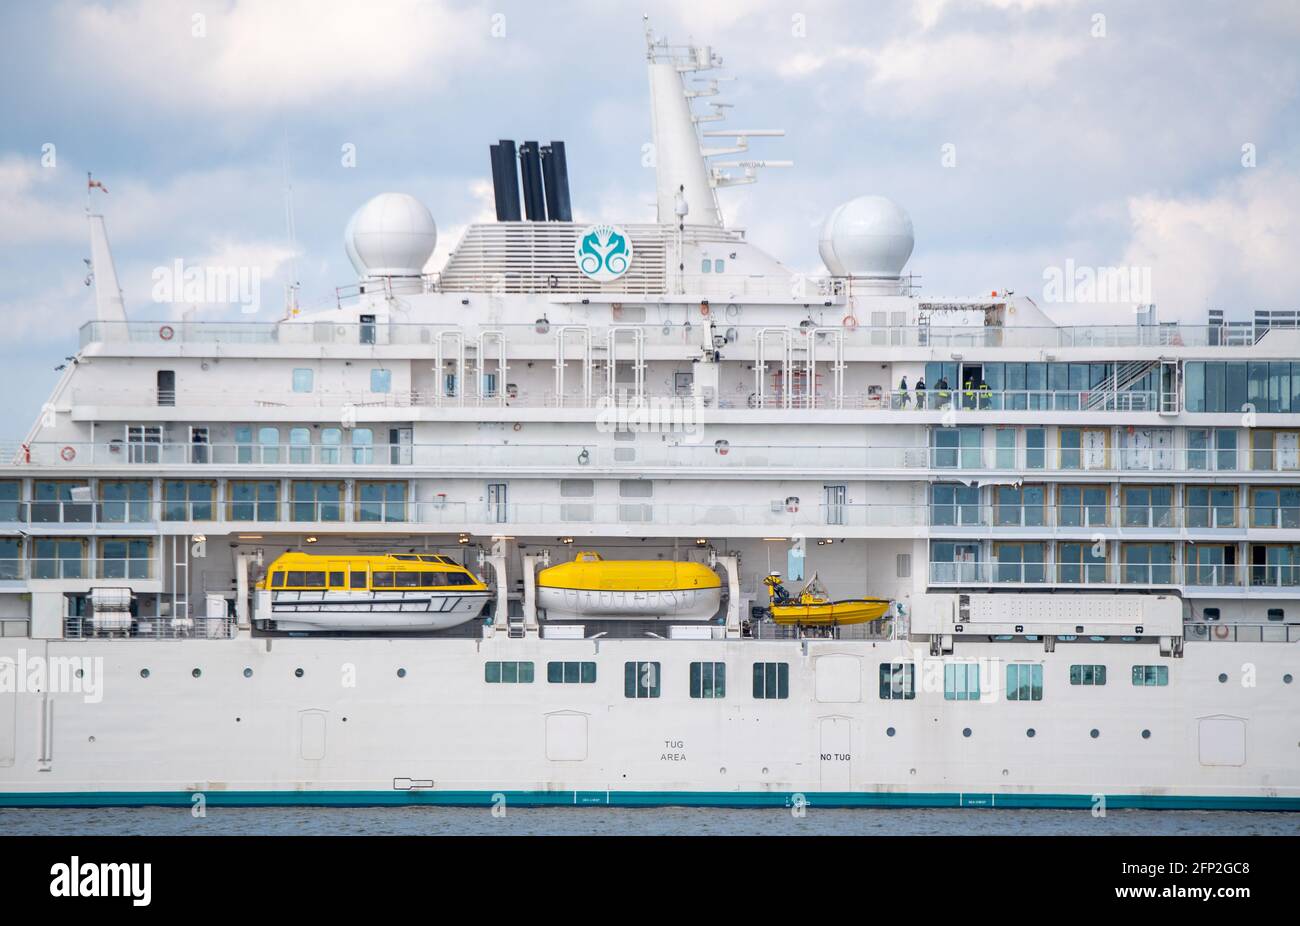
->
[[915, 377, 927, 409], [898, 375, 910, 408]]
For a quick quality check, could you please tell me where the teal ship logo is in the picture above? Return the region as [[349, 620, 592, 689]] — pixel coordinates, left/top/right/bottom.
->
[[574, 223, 633, 281]]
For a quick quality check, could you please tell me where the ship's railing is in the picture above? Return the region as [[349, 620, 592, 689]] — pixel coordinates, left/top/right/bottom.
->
[[77, 319, 1266, 351], [8, 558, 154, 581], [928, 561, 1300, 588], [4, 494, 1298, 533], [749, 620, 892, 641], [1184, 622, 1300, 643], [67, 385, 1172, 413], [8, 438, 1300, 474], [63, 615, 236, 640], [0, 500, 930, 530]]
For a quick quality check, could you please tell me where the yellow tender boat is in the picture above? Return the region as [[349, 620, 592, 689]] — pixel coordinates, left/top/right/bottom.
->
[[764, 574, 890, 627], [537, 551, 722, 621]]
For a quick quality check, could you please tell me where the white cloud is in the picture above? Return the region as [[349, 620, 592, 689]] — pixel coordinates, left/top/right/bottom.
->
[[59, 0, 490, 110], [1119, 167, 1300, 322], [0, 156, 88, 245]]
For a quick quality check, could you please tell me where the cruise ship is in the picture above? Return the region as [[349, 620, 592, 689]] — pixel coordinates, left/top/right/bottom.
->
[[1, 25, 1297, 810]]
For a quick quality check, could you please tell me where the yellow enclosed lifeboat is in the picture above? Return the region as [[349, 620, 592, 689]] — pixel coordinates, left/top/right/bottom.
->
[[537, 552, 722, 621], [764, 573, 890, 627]]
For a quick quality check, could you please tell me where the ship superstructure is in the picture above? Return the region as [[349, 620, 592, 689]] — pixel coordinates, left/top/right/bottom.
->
[[0, 25, 1296, 809]]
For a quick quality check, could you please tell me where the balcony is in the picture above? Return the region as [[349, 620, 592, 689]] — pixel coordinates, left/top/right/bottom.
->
[[928, 560, 1300, 591], [77, 319, 1259, 352]]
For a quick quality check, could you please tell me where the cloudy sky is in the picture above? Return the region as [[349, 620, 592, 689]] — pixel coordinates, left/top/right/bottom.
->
[[2, 0, 1298, 433]]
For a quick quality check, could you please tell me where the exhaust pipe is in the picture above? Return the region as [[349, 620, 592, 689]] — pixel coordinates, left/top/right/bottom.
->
[[541, 141, 573, 222], [489, 139, 521, 221], [518, 140, 546, 221]]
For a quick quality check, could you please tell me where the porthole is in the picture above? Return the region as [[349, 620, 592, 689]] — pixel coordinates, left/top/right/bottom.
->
[[397, 668, 407, 678], [1218, 673, 1228, 683], [1090, 729, 1100, 739], [139, 669, 150, 679], [1285, 674, 1294, 684], [962, 727, 972, 738], [243, 667, 253, 678], [75, 668, 84, 679], [1026, 728, 1036, 738], [1141, 729, 1151, 739], [886, 727, 895, 737], [295, 668, 304, 678], [192, 668, 202, 679]]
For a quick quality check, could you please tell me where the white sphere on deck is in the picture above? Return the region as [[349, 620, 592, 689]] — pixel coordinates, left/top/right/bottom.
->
[[818, 195, 914, 278], [345, 192, 437, 278]]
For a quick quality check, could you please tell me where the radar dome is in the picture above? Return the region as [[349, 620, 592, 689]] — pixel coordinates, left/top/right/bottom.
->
[[818, 195, 914, 278], [345, 192, 437, 278]]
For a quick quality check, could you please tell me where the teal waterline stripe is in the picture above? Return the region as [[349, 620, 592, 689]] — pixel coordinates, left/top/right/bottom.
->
[[2, 790, 1298, 811]]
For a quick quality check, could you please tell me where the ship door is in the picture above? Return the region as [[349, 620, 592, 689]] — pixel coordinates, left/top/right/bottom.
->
[[960, 363, 983, 409], [819, 716, 853, 792], [487, 483, 508, 523], [1278, 432, 1299, 470], [823, 484, 847, 526], [1082, 429, 1108, 470]]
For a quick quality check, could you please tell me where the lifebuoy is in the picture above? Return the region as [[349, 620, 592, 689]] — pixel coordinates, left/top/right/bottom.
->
[[159, 325, 175, 340], [60, 445, 76, 461], [699, 301, 711, 317], [842, 315, 859, 329], [1212, 624, 1230, 640], [512, 422, 522, 432]]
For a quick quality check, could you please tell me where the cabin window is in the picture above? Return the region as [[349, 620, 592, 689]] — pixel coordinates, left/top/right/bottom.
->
[[292, 369, 314, 393], [271, 572, 286, 588], [396, 572, 421, 588], [1006, 664, 1043, 701], [714, 259, 724, 273], [349, 571, 367, 589], [190, 426, 210, 464], [228, 481, 278, 522], [1070, 665, 1107, 685], [352, 429, 374, 465], [689, 662, 726, 699], [1025, 428, 1046, 468], [163, 481, 214, 521], [371, 571, 394, 588], [32, 539, 86, 579], [257, 427, 281, 465], [289, 428, 312, 464], [320, 428, 342, 464], [283, 571, 326, 588], [624, 661, 661, 698], [752, 662, 789, 699], [485, 661, 534, 684], [943, 663, 980, 701], [1131, 665, 1169, 686], [99, 538, 152, 580], [99, 480, 151, 523], [700, 259, 711, 273], [0, 538, 20, 581], [1268, 607, 1285, 622], [357, 481, 406, 522], [370, 369, 392, 393], [292, 482, 342, 522], [879, 662, 915, 700], [329, 572, 344, 588], [547, 661, 596, 684]]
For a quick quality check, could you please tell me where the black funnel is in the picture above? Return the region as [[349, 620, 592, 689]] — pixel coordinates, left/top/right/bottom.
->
[[541, 141, 573, 222]]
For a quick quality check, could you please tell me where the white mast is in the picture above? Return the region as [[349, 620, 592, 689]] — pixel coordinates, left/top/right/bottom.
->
[[85, 173, 126, 323], [644, 17, 791, 228]]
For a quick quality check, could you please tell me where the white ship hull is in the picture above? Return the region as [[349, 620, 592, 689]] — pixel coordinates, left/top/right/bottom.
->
[[1, 635, 1296, 809], [537, 587, 722, 621]]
